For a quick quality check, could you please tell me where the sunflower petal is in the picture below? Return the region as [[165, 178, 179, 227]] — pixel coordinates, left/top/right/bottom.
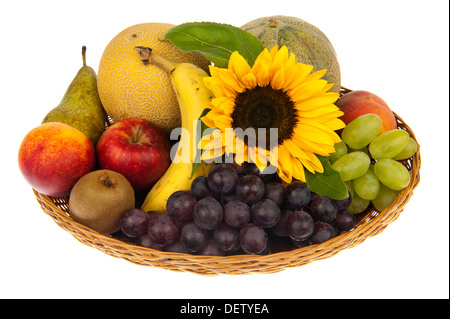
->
[[228, 51, 252, 83], [270, 64, 285, 90], [213, 115, 233, 130], [319, 83, 335, 95], [241, 73, 257, 89], [212, 96, 235, 115], [291, 157, 306, 182], [291, 133, 331, 156], [269, 45, 279, 59], [304, 68, 328, 82], [300, 116, 346, 131], [294, 94, 340, 111], [248, 146, 269, 171], [201, 147, 225, 161], [306, 153, 324, 173], [277, 144, 294, 182], [252, 48, 272, 87], [209, 66, 244, 94], [201, 111, 219, 128], [234, 139, 249, 164], [269, 46, 289, 81], [281, 53, 298, 89], [294, 124, 335, 145], [199, 128, 222, 146], [298, 105, 342, 118], [297, 118, 343, 142], [284, 63, 314, 90], [289, 79, 330, 103], [203, 77, 236, 98], [283, 139, 310, 160]]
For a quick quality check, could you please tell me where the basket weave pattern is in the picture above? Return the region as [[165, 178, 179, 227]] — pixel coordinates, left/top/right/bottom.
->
[[33, 88, 421, 275]]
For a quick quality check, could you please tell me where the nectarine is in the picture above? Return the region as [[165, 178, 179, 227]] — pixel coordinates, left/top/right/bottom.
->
[[336, 90, 397, 133], [18, 122, 96, 197]]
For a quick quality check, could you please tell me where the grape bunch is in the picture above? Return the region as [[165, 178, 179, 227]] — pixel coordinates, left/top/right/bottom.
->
[[119, 162, 357, 256], [330, 114, 418, 213]]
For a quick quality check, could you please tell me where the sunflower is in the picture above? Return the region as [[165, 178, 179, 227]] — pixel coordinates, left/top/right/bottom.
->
[[199, 45, 345, 183]]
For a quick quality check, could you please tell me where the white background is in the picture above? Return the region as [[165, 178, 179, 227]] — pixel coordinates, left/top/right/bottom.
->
[[1, 0, 448, 299]]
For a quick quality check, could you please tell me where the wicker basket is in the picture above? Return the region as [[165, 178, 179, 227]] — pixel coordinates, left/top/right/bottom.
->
[[33, 87, 421, 275]]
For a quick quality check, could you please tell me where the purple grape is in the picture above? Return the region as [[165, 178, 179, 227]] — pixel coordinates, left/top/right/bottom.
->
[[190, 176, 214, 200], [164, 239, 192, 254], [197, 239, 226, 256], [286, 181, 311, 209], [239, 223, 268, 254], [166, 190, 197, 222], [308, 221, 337, 245], [226, 241, 242, 255], [193, 197, 223, 230], [310, 195, 338, 222], [264, 182, 286, 206], [334, 192, 352, 212], [270, 209, 294, 237], [251, 199, 281, 228], [287, 210, 315, 241], [207, 164, 238, 195], [245, 162, 277, 183], [226, 158, 247, 174], [223, 200, 251, 229], [136, 232, 164, 250], [291, 238, 310, 248], [333, 210, 356, 232], [258, 243, 272, 255], [213, 223, 239, 251], [219, 192, 238, 206], [147, 210, 162, 220], [235, 174, 265, 204], [180, 221, 208, 252], [120, 208, 150, 238], [245, 162, 261, 175], [147, 214, 179, 246]]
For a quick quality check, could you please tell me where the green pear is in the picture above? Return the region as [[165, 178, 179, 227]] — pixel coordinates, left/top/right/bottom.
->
[[43, 46, 106, 146]]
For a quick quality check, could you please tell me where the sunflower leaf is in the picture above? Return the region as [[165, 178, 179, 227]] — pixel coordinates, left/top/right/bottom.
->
[[164, 22, 264, 68], [305, 156, 349, 200], [190, 108, 212, 179]]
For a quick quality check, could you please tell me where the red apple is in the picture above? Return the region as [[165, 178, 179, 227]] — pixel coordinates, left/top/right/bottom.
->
[[18, 122, 96, 197], [336, 90, 398, 133], [96, 118, 171, 194]]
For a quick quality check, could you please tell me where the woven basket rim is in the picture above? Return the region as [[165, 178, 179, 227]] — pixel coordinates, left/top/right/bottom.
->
[[33, 87, 421, 275]]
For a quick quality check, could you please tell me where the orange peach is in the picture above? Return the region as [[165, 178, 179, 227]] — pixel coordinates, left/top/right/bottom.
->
[[18, 122, 96, 197], [336, 90, 397, 133]]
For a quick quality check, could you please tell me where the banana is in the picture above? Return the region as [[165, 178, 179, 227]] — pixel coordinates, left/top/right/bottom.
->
[[135, 47, 214, 213]]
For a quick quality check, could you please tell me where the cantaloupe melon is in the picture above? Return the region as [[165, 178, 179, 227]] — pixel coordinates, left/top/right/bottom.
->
[[241, 16, 341, 93], [97, 23, 211, 135]]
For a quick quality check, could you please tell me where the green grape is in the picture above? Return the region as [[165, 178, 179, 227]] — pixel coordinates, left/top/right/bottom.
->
[[373, 159, 411, 190], [348, 145, 369, 156], [353, 165, 380, 200], [345, 180, 354, 196], [346, 181, 371, 214], [329, 141, 348, 163], [392, 137, 418, 160], [368, 129, 410, 160], [341, 114, 382, 149], [371, 183, 400, 212], [331, 151, 371, 181]]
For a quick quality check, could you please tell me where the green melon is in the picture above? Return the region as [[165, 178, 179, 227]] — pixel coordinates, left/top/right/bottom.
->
[[241, 15, 341, 93]]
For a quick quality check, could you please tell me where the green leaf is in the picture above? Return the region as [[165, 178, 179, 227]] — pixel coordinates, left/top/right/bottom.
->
[[190, 108, 212, 179], [164, 22, 264, 68], [305, 156, 349, 200]]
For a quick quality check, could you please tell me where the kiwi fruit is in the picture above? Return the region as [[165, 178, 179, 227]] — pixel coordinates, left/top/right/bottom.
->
[[69, 169, 135, 234]]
